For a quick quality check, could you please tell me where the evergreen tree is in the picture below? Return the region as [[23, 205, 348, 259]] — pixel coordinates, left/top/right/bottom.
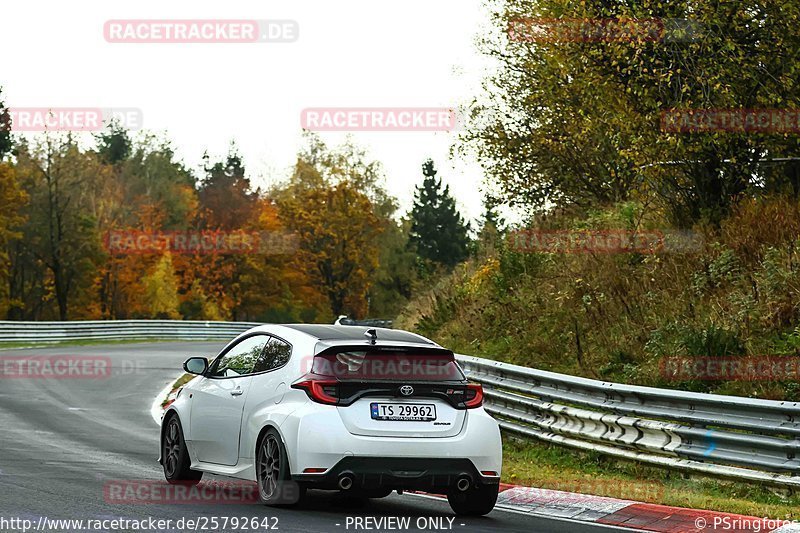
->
[[95, 121, 131, 164], [409, 159, 470, 268]]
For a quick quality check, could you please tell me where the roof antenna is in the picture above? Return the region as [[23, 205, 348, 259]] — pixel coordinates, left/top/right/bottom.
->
[[364, 329, 377, 345]]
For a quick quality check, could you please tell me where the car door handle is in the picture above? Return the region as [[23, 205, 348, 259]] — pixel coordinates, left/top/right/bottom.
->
[[230, 389, 244, 396]]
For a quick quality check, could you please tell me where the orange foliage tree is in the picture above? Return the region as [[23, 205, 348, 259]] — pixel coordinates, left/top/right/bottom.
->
[[276, 160, 384, 318]]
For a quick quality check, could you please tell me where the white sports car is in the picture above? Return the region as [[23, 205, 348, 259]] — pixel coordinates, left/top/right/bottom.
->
[[159, 324, 502, 515]]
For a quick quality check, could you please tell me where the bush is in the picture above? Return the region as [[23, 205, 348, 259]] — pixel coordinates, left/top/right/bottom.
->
[[399, 196, 800, 400]]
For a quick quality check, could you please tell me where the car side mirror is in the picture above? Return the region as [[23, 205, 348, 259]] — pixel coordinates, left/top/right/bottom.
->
[[183, 357, 208, 375]]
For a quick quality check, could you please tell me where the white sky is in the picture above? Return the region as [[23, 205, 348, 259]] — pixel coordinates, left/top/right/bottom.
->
[[1, 0, 498, 223]]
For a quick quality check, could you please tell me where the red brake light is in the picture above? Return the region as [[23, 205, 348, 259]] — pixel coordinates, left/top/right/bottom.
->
[[291, 376, 339, 405], [464, 383, 483, 408]]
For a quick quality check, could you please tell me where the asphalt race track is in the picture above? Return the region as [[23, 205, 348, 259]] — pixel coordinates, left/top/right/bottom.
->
[[0, 342, 637, 533]]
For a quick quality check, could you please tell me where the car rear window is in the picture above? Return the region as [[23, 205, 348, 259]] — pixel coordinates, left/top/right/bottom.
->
[[311, 351, 464, 381]]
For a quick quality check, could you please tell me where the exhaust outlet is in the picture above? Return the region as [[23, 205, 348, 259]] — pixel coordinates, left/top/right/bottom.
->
[[338, 474, 354, 490], [456, 475, 472, 492]]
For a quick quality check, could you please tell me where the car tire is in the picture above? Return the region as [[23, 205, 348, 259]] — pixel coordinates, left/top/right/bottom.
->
[[256, 428, 305, 506], [162, 414, 203, 485], [447, 483, 498, 516]]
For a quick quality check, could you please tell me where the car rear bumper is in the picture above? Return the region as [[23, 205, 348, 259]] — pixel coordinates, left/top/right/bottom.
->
[[284, 404, 503, 476], [292, 456, 499, 492]]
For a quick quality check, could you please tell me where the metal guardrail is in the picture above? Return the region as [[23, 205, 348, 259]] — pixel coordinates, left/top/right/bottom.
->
[[456, 354, 800, 488], [1, 320, 798, 487], [0, 320, 260, 342], [0, 319, 393, 343]]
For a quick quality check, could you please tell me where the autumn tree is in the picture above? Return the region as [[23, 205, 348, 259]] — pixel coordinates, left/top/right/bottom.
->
[[92, 133, 198, 319], [198, 146, 258, 229], [0, 92, 19, 317], [462, 0, 800, 223], [183, 148, 262, 320], [0, 114, 419, 322], [235, 198, 328, 322], [276, 152, 385, 318], [180, 279, 224, 321], [9, 137, 106, 319], [141, 252, 181, 319], [299, 133, 397, 218], [121, 135, 197, 229], [294, 134, 415, 316], [0, 163, 27, 318], [0, 88, 11, 159]]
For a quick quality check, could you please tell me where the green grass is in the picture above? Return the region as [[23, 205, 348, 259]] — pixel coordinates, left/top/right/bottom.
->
[[502, 436, 800, 519]]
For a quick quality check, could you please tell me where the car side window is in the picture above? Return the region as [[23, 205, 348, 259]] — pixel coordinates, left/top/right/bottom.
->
[[208, 335, 269, 378], [252, 336, 292, 373]]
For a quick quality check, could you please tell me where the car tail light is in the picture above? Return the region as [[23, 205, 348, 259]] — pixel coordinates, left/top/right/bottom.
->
[[480, 470, 499, 477], [464, 383, 483, 408], [303, 468, 327, 473], [291, 375, 339, 405]]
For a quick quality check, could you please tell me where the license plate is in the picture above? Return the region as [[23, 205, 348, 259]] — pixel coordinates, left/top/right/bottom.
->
[[370, 402, 437, 421]]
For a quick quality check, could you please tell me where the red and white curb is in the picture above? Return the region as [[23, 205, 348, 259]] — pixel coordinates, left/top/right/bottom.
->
[[488, 484, 800, 532]]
